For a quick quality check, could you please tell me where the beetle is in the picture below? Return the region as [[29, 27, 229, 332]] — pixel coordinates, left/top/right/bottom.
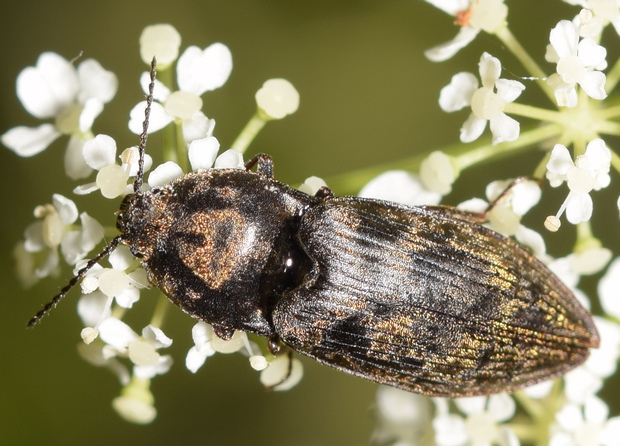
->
[[29, 58, 599, 398]]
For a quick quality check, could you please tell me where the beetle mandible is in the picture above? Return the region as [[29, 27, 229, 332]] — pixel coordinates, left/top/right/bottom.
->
[[29, 58, 599, 398]]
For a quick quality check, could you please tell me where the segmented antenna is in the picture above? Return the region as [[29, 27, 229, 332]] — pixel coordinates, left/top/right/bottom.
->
[[134, 56, 157, 194], [27, 237, 122, 327], [28, 58, 158, 327]]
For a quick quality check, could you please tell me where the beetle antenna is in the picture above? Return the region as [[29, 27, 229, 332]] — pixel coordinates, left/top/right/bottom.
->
[[27, 236, 122, 327], [134, 56, 157, 194]]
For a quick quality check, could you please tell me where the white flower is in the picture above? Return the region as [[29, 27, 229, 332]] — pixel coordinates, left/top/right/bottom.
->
[[546, 19, 607, 107], [76, 246, 149, 347], [128, 43, 232, 142], [139, 24, 182, 68], [372, 386, 434, 445], [599, 258, 620, 319], [419, 151, 460, 195], [259, 354, 303, 391], [564, 1, 620, 37], [20, 194, 104, 285], [440, 52, 525, 144], [298, 176, 328, 196], [73, 134, 153, 198], [424, 0, 508, 61], [552, 396, 620, 446], [185, 321, 217, 373], [112, 376, 157, 424], [433, 394, 517, 446], [546, 139, 611, 225], [255, 78, 300, 120], [457, 178, 541, 237], [1, 53, 118, 179], [147, 147, 243, 188], [97, 318, 173, 379], [359, 170, 442, 205]]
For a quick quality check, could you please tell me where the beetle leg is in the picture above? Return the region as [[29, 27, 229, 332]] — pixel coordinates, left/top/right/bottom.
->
[[244, 154, 274, 178], [482, 176, 543, 219], [268, 334, 282, 354], [314, 186, 334, 199], [443, 176, 543, 224], [212, 323, 235, 341]]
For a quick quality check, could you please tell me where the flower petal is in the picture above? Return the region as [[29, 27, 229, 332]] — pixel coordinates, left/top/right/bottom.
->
[[214, 149, 244, 169], [83, 134, 117, 169], [577, 38, 607, 68], [439, 72, 478, 112], [565, 192, 593, 224], [52, 193, 79, 225], [460, 112, 486, 142], [140, 24, 182, 67], [17, 52, 78, 119], [64, 136, 92, 180], [79, 98, 104, 132], [549, 20, 578, 59], [188, 136, 219, 171], [579, 70, 607, 100], [77, 59, 118, 104], [423, 0, 470, 15], [489, 112, 520, 144], [139, 71, 170, 101], [598, 258, 620, 319], [99, 317, 138, 350], [358, 170, 442, 206], [424, 26, 479, 62], [1, 124, 61, 157], [495, 78, 525, 103], [147, 161, 184, 187], [128, 101, 172, 134], [77, 290, 110, 326], [478, 52, 501, 88], [547, 144, 573, 176], [177, 43, 233, 95], [182, 111, 216, 143]]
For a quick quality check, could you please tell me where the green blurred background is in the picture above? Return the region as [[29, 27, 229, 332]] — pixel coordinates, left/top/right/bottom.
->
[[1, 1, 617, 445]]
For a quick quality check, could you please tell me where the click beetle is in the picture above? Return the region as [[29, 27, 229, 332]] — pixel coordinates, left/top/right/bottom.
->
[[29, 59, 599, 398]]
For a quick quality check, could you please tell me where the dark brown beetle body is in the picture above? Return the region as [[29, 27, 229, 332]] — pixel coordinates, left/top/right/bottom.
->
[[30, 60, 599, 398], [116, 157, 599, 397]]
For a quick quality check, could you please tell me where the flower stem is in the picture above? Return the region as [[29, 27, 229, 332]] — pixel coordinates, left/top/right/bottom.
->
[[605, 54, 620, 92], [495, 27, 555, 103], [162, 119, 178, 164], [323, 124, 561, 194], [150, 293, 170, 328], [504, 102, 563, 123], [455, 124, 561, 170], [230, 111, 268, 154], [175, 121, 188, 172]]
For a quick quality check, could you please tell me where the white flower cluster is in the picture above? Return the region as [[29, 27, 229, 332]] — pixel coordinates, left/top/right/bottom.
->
[[364, 1, 620, 444], [4, 23, 301, 424]]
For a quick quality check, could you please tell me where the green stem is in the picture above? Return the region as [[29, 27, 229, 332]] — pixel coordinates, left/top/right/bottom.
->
[[149, 293, 170, 328], [598, 103, 620, 120], [175, 121, 188, 172], [605, 54, 620, 92], [596, 120, 620, 136], [230, 111, 268, 154], [157, 66, 178, 165], [455, 124, 562, 170], [504, 102, 563, 123], [162, 119, 178, 164], [495, 27, 555, 103], [323, 124, 561, 195]]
